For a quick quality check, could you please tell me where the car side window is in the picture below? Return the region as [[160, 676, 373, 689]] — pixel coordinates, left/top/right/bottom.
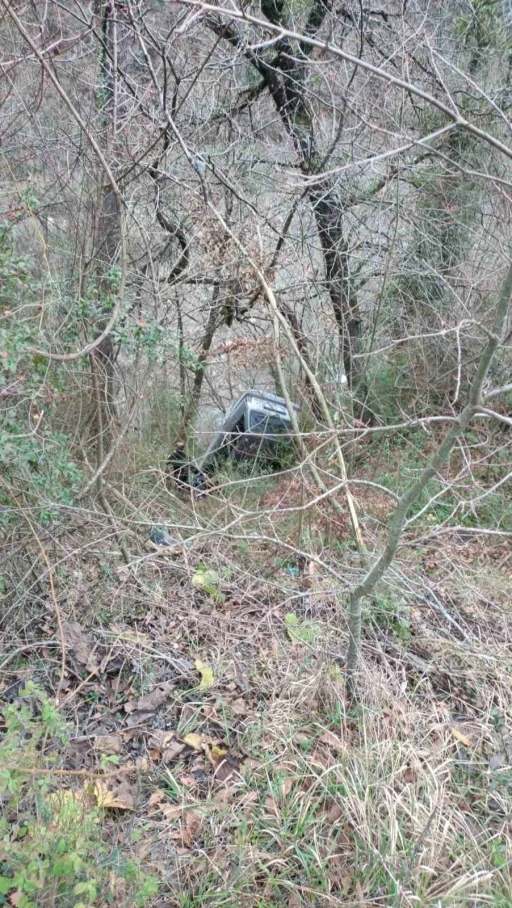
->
[[249, 410, 266, 430]]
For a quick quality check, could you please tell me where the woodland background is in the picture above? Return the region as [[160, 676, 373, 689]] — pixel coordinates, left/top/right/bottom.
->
[[1, 0, 512, 905]]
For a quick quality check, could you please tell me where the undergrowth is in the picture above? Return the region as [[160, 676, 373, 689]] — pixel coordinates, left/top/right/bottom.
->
[[2, 423, 511, 907], [0, 685, 158, 908]]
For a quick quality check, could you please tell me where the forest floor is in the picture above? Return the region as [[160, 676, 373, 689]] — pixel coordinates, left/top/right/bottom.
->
[[1, 445, 512, 908]]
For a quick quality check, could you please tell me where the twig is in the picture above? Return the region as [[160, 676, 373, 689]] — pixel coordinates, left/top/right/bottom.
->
[[0, 763, 138, 779], [0, 642, 59, 672], [21, 515, 67, 702]]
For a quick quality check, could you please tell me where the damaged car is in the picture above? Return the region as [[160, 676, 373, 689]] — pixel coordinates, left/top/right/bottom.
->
[[199, 390, 299, 474]]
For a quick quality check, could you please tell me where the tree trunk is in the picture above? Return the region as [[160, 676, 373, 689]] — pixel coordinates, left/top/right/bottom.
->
[[181, 290, 220, 433], [210, 4, 363, 386], [309, 181, 362, 388], [88, 0, 122, 453], [93, 186, 120, 447]]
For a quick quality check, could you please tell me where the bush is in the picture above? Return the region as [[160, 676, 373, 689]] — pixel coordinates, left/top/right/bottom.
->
[[0, 684, 158, 908], [0, 224, 82, 528]]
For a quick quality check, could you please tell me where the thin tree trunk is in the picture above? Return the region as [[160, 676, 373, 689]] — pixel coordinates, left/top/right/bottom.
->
[[181, 292, 220, 432], [345, 260, 512, 702], [180, 190, 234, 434], [309, 182, 362, 388], [94, 185, 120, 441], [89, 0, 122, 452], [209, 3, 362, 386], [176, 297, 187, 419]]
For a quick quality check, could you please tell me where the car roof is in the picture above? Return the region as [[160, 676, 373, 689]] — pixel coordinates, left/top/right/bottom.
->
[[230, 389, 298, 410]]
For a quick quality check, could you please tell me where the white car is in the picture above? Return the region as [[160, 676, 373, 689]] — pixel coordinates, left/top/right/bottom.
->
[[198, 390, 299, 473]]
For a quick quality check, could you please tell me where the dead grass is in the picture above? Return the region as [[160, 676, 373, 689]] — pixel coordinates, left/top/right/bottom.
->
[[1, 464, 511, 908]]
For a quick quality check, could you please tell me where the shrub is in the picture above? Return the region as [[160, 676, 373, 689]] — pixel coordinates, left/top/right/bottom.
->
[[0, 684, 158, 908]]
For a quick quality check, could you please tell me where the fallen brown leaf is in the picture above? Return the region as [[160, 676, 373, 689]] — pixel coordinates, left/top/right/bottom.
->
[[62, 621, 98, 672], [214, 757, 240, 784], [180, 775, 197, 788], [355, 880, 365, 903], [65, 736, 94, 769], [308, 748, 331, 770], [201, 703, 221, 721], [264, 795, 278, 817], [180, 703, 197, 724], [163, 741, 186, 763], [147, 730, 186, 763], [319, 729, 344, 753], [240, 791, 259, 813], [280, 775, 294, 798], [213, 785, 234, 803], [93, 734, 123, 755], [124, 712, 150, 729], [162, 802, 184, 821], [230, 698, 248, 716], [93, 778, 136, 810], [325, 802, 343, 823], [182, 810, 202, 846], [148, 790, 168, 807], [243, 757, 263, 773], [148, 730, 175, 750], [287, 895, 302, 908], [124, 680, 175, 714], [148, 791, 184, 821]]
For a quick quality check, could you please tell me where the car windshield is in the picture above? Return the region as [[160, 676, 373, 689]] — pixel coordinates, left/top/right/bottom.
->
[[249, 410, 289, 434]]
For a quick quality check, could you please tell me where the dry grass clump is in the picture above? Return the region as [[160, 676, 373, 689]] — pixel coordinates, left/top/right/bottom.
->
[[1, 489, 511, 908]]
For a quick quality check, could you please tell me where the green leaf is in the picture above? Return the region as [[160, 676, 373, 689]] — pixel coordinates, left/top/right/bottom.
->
[[0, 878, 12, 895], [191, 568, 224, 601], [284, 612, 321, 644], [195, 659, 214, 691]]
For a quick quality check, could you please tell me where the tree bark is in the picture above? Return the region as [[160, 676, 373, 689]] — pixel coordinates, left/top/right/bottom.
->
[[88, 0, 123, 452], [309, 181, 361, 387], [93, 186, 120, 446], [182, 293, 220, 431]]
